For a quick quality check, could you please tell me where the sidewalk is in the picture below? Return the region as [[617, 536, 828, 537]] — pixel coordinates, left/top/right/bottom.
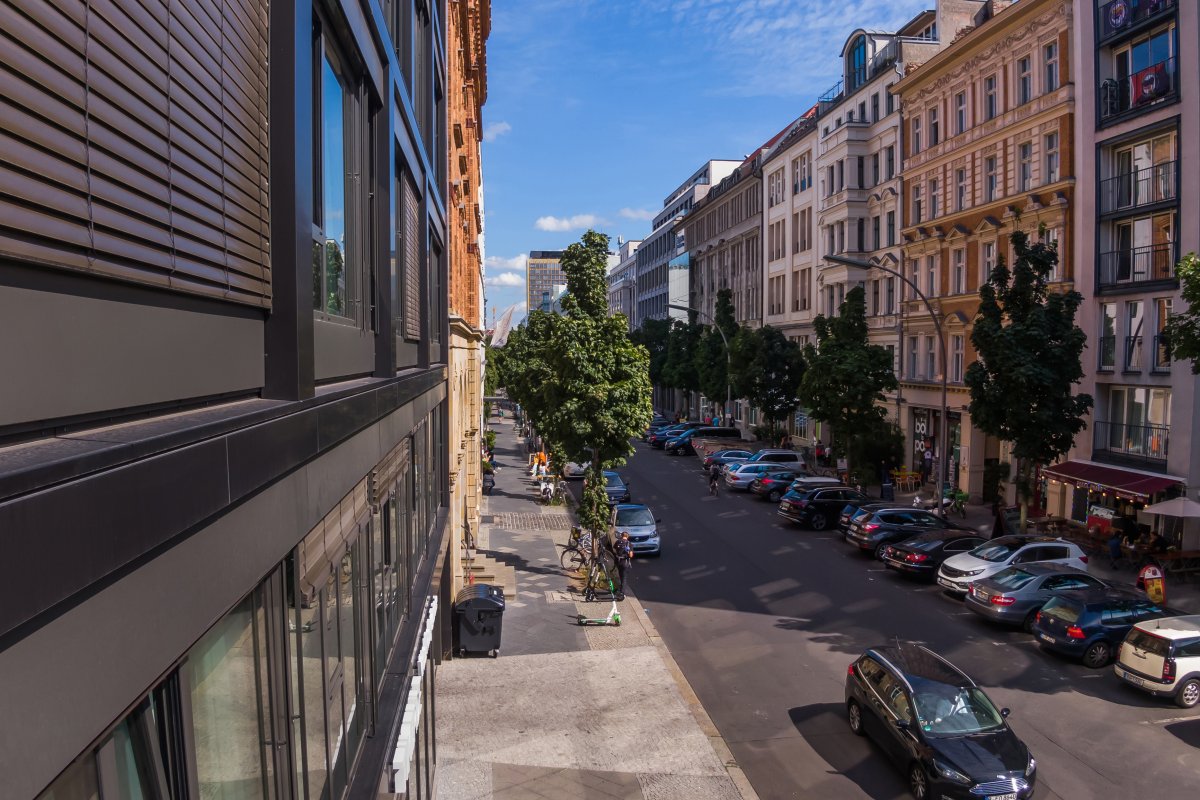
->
[[435, 412, 758, 800]]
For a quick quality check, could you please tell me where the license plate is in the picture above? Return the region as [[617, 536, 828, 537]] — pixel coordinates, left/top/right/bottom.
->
[[976, 590, 990, 601], [937, 577, 956, 589], [1039, 633, 1055, 644], [1118, 668, 1146, 688], [988, 794, 1017, 800]]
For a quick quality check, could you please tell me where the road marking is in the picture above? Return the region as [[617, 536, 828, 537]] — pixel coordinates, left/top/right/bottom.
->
[[1142, 715, 1199, 725]]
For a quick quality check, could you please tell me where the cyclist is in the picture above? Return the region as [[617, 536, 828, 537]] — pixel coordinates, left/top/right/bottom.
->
[[708, 465, 720, 496]]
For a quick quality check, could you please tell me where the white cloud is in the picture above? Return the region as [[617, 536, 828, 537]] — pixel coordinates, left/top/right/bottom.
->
[[485, 271, 524, 287], [485, 253, 528, 272], [619, 207, 656, 221], [482, 121, 512, 142], [534, 214, 601, 232]]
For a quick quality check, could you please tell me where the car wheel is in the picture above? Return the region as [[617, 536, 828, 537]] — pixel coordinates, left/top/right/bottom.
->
[[810, 513, 828, 531], [874, 542, 889, 561], [1022, 610, 1039, 633], [768, 489, 782, 502], [908, 763, 928, 800], [847, 700, 865, 736], [1082, 640, 1111, 669], [1175, 677, 1200, 709]]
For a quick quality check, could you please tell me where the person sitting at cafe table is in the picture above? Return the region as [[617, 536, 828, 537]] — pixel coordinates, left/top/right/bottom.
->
[[1148, 532, 1169, 554]]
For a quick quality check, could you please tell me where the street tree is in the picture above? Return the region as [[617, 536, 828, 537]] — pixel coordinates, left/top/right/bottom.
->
[[729, 325, 806, 438], [1164, 252, 1200, 372], [631, 317, 672, 388], [965, 228, 1092, 530], [663, 315, 703, 414], [798, 286, 897, 474], [499, 230, 653, 538], [695, 289, 739, 421]]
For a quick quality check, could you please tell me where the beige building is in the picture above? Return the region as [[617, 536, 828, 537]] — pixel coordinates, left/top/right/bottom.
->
[[895, 0, 1075, 498]]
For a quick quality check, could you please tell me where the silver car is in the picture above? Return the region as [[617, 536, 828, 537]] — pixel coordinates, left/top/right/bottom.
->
[[725, 462, 800, 490], [964, 563, 1107, 631], [613, 504, 661, 556]]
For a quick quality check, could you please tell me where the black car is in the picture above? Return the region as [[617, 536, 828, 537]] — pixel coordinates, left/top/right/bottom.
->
[[645, 423, 687, 446], [846, 642, 1036, 800], [882, 530, 989, 581], [778, 487, 870, 529], [589, 470, 630, 505], [1033, 587, 1172, 668], [749, 469, 805, 502], [839, 501, 895, 534], [846, 508, 965, 559], [649, 422, 705, 448], [701, 448, 753, 471]]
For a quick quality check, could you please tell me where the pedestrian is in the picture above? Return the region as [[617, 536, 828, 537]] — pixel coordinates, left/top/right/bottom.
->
[[921, 446, 933, 484], [1108, 530, 1124, 569], [612, 531, 633, 599]]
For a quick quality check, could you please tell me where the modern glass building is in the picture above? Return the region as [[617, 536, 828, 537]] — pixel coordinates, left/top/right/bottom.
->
[[525, 250, 565, 315]]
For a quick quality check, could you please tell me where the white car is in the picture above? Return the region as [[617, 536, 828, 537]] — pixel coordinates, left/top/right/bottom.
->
[[1114, 615, 1200, 708], [936, 535, 1088, 595], [562, 461, 590, 478]]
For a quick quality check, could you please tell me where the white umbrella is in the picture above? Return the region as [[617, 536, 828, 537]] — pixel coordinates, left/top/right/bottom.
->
[[1142, 497, 1200, 518]]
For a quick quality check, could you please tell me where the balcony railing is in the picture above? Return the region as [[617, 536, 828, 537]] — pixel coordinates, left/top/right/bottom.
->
[[1153, 334, 1172, 372], [819, 79, 845, 113], [1124, 335, 1143, 371], [1098, 0, 1177, 45], [1097, 335, 1116, 370], [1098, 241, 1177, 288], [1094, 420, 1169, 462], [1100, 161, 1177, 215], [1100, 57, 1178, 123]]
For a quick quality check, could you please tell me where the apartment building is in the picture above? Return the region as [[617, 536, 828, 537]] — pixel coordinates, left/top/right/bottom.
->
[[896, 0, 1075, 498], [448, 0, 490, 601], [635, 160, 739, 322], [526, 250, 565, 314], [607, 238, 641, 328], [0, 2, 453, 798], [1045, 0, 1199, 539]]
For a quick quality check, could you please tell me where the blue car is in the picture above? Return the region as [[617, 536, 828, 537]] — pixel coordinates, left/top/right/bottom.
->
[[1032, 586, 1173, 668]]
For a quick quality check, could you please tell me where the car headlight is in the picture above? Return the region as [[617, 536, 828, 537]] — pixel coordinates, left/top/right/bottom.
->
[[932, 759, 971, 786], [1025, 755, 1037, 777], [962, 568, 984, 577]]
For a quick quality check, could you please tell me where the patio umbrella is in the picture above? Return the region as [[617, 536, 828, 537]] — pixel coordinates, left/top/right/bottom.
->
[[1142, 497, 1200, 518]]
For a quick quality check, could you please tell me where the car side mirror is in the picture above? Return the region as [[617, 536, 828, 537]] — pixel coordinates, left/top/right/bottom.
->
[[894, 719, 910, 731], [1000, 708, 1011, 718]]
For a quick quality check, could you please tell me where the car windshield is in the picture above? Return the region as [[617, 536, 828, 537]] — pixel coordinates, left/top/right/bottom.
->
[[912, 685, 1006, 736], [615, 507, 654, 526], [970, 541, 1022, 563], [989, 568, 1037, 591], [603, 472, 625, 490]]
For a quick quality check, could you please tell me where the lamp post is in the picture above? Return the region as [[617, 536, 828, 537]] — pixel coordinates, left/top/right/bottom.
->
[[823, 254, 949, 514], [668, 303, 731, 426]]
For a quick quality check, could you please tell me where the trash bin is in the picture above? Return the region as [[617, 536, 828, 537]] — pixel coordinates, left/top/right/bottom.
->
[[880, 482, 895, 502], [454, 584, 505, 657]]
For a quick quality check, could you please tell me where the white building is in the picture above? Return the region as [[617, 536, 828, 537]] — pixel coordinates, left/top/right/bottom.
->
[[607, 237, 641, 329]]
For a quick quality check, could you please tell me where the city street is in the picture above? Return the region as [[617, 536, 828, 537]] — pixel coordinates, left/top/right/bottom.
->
[[595, 443, 1200, 799]]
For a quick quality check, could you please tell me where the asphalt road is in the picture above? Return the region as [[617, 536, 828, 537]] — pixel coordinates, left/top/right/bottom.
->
[[594, 443, 1200, 800]]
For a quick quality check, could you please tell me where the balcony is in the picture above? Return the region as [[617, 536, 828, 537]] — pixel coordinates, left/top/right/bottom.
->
[[1099, 161, 1177, 216], [1093, 420, 1169, 464], [1098, 241, 1177, 289], [1124, 335, 1143, 371], [1099, 57, 1178, 125], [819, 79, 845, 114], [1097, 335, 1116, 371], [1098, 0, 1177, 46]]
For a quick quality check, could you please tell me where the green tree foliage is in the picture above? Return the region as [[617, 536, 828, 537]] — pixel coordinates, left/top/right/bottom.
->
[[965, 229, 1091, 529], [484, 344, 505, 397], [729, 326, 806, 435], [1164, 252, 1200, 373], [663, 315, 703, 406], [798, 286, 897, 471], [631, 318, 671, 386], [695, 289, 739, 412], [499, 231, 653, 536]]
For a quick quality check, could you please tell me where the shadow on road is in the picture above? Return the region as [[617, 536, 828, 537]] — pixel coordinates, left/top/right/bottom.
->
[[1164, 718, 1200, 747], [787, 703, 907, 800]]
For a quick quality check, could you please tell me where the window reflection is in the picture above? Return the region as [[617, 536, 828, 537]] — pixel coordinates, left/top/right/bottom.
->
[[314, 46, 353, 320]]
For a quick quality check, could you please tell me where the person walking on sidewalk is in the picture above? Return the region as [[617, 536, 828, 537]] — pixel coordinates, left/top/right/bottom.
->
[[612, 531, 633, 600]]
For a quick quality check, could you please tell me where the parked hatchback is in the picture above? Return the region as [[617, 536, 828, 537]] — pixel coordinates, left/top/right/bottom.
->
[[846, 508, 964, 559], [650, 422, 706, 449], [845, 642, 1036, 800], [881, 530, 988, 581], [749, 469, 806, 502], [664, 426, 740, 456], [1114, 615, 1200, 708], [725, 462, 802, 491], [964, 564, 1107, 632], [937, 536, 1087, 596], [1033, 587, 1169, 668], [702, 449, 753, 471], [595, 470, 630, 505], [779, 487, 870, 529], [611, 504, 661, 557]]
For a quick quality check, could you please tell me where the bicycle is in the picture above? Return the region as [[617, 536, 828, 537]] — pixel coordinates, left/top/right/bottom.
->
[[946, 488, 969, 518], [559, 528, 591, 572], [582, 550, 620, 602]]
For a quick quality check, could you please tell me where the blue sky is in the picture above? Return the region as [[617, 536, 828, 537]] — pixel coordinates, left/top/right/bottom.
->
[[480, 0, 933, 323]]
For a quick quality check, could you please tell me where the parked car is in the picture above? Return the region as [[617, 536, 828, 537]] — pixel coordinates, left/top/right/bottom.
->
[[964, 564, 1108, 632], [562, 461, 590, 479], [720, 448, 807, 473], [839, 501, 896, 534], [749, 469, 806, 502], [778, 487, 870, 529], [1114, 614, 1200, 708], [1033, 587, 1170, 668], [702, 449, 753, 471], [649, 422, 706, 449], [611, 503, 661, 557], [845, 642, 1036, 800], [881, 530, 989, 581], [641, 419, 672, 441], [846, 508, 965, 559], [664, 426, 741, 455], [725, 462, 800, 491], [587, 470, 630, 505], [937, 536, 1088, 596]]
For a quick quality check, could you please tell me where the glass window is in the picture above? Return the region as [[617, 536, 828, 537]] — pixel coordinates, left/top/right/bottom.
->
[[929, 178, 940, 219], [985, 156, 998, 201], [1044, 41, 1059, 92], [1044, 132, 1060, 183], [955, 168, 967, 211], [984, 75, 998, 120], [188, 594, 272, 800], [981, 241, 996, 284], [886, 211, 896, 246], [928, 107, 939, 146], [952, 249, 965, 294], [314, 46, 357, 321], [1100, 302, 1117, 369], [1017, 56, 1032, 104], [955, 91, 967, 134], [912, 117, 921, 153], [1019, 142, 1033, 192]]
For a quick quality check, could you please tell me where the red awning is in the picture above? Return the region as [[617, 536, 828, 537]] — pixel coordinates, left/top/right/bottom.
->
[[1043, 460, 1179, 499]]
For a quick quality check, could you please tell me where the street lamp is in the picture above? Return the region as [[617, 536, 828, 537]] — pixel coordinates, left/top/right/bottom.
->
[[668, 303, 731, 426], [823, 254, 949, 512]]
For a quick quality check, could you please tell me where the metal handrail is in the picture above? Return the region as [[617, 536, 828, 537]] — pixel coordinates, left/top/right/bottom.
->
[[1100, 160, 1176, 214]]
